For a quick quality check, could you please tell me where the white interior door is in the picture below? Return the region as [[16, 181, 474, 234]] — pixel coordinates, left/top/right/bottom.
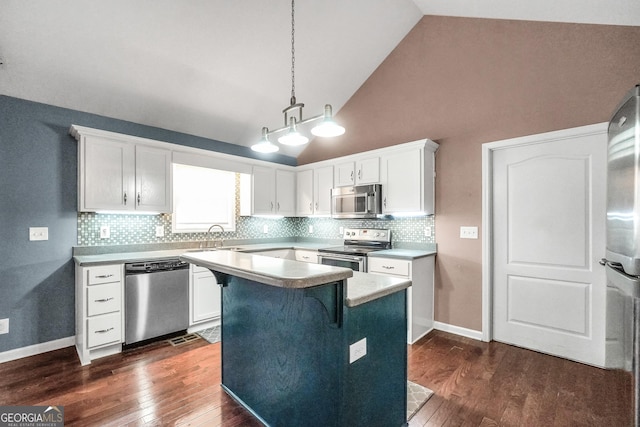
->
[[491, 125, 607, 367]]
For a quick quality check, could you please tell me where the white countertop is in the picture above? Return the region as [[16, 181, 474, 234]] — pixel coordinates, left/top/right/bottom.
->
[[181, 250, 353, 289], [346, 271, 411, 307], [73, 242, 331, 266]]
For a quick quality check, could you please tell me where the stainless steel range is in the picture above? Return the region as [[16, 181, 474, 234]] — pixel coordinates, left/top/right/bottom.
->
[[318, 228, 391, 272]]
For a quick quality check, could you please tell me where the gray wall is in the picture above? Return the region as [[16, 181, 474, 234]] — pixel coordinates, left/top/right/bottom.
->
[[0, 95, 295, 353]]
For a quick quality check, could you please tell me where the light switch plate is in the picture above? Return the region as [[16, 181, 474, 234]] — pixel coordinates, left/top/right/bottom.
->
[[263, 225, 269, 234], [155, 225, 165, 237], [460, 226, 478, 239], [0, 318, 9, 334], [309, 225, 314, 234], [29, 227, 48, 241], [349, 337, 367, 363], [100, 225, 110, 239], [425, 226, 432, 237]]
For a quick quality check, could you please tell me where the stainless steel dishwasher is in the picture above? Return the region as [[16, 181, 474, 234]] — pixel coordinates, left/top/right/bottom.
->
[[124, 259, 189, 345]]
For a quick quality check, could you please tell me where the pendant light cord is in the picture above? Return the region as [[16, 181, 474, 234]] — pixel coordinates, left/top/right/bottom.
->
[[290, 0, 296, 105]]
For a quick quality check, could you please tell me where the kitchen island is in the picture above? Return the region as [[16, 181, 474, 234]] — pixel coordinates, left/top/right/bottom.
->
[[180, 250, 411, 427]]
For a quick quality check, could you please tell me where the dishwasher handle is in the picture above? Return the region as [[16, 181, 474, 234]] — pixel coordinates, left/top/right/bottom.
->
[[125, 259, 189, 274]]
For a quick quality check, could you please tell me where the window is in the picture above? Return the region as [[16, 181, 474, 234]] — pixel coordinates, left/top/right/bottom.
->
[[172, 163, 237, 233]]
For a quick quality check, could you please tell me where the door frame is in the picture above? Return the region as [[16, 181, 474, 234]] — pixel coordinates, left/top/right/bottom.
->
[[480, 122, 608, 342]]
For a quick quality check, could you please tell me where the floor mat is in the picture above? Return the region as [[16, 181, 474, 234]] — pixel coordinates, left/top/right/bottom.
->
[[196, 326, 221, 344], [407, 380, 434, 420]]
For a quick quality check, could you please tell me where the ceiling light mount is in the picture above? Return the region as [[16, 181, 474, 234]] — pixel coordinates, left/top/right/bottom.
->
[[251, 0, 344, 153]]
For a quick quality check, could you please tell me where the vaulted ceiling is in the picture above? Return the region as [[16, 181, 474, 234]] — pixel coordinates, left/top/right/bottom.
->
[[1, 0, 638, 158]]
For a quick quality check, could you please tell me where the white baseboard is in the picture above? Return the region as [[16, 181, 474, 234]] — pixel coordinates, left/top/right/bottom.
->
[[434, 321, 483, 341], [0, 336, 75, 364]]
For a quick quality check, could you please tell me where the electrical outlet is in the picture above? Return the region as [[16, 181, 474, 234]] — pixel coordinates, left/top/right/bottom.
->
[[29, 227, 48, 241], [100, 225, 110, 239], [155, 225, 165, 237], [425, 226, 432, 237], [263, 225, 269, 234], [309, 225, 314, 234], [0, 318, 9, 335], [460, 226, 478, 239], [349, 337, 367, 363]]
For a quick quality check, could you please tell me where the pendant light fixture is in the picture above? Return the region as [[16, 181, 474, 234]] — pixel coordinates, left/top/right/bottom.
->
[[251, 0, 345, 153]]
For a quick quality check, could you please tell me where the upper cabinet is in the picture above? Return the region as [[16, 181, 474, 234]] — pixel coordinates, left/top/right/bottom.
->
[[334, 157, 380, 187], [252, 166, 296, 216], [381, 140, 438, 215], [72, 126, 172, 213], [296, 165, 333, 216]]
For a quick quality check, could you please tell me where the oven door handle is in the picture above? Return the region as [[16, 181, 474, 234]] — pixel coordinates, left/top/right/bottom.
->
[[319, 254, 363, 262]]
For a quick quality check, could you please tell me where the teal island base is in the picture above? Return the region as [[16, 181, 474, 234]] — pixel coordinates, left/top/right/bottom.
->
[[218, 273, 408, 427]]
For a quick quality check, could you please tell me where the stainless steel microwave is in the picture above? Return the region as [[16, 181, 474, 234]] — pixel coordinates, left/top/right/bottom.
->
[[331, 184, 382, 219]]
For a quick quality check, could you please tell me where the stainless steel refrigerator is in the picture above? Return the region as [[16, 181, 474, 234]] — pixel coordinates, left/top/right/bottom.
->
[[603, 84, 640, 426]]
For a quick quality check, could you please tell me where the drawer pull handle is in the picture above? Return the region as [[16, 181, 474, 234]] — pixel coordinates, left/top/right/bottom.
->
[[94, 297, 115, 303], [95, 327, 114, 334], [96, 274, 114, 279], [382, 265, 395, 270]]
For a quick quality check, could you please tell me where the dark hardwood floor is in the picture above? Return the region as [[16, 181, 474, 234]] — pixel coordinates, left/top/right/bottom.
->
[[0, 330, 633, 426]]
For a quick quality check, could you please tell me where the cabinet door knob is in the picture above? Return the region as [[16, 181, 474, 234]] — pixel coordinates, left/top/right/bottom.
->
[[277, 202, 280, 211], [309, 202, 313, 212], [383, 197, 387, 208], [137, 193, 141, 205], [270, 201, 274, 211], [123, 192, 127, 205], [350, 170, 354, 181], [358, 169, 362, 179]]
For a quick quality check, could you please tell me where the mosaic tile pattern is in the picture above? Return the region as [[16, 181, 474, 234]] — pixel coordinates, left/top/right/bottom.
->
[[77, 213, 435, 247]]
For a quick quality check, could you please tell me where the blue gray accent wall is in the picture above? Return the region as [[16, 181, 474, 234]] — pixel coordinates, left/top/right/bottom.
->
[[0, 95, 296, 353]]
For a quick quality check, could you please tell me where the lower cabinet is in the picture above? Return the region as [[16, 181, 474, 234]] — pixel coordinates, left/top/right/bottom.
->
[[251, 249, 295, 260], [190, 265, 221, 325], [75, 263, 124, 365], [368, 255, 435, 344], [295, 249, 318, 263]]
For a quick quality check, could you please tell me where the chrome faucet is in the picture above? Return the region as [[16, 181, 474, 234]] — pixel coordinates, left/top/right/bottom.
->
[[202, 224, 225, 249]]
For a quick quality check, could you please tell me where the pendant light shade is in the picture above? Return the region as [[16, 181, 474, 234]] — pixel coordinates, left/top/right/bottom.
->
[[251, 127, 279, 153], [250, 0, 344, 153], [311, 104, 346, 137], [278, 118, 309, 146]]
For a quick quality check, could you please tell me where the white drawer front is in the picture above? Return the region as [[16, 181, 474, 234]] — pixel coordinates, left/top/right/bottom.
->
[[295, 250, 318, 263], [87, 312, 122, 348], [368, 258, 411, 277], [87, 264, 122, 285], [87, 282, 121, 316]]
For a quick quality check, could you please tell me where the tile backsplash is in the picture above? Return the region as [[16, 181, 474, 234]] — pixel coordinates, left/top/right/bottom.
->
[[77, 213, 435, 247]]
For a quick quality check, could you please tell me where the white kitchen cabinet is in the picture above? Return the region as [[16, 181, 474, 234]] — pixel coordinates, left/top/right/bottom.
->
[[295, 249, 318, 263], [368, 255, 435, 344], [334, 157, 380, 187], [190, 265, 221, 325], [296, 166, 333, 216], [296, 169, 314, 216], [252, 166, 296, 216], [72, 126, 172, 213], [252, 249, 295, 260], [381, 140, 437, 215], [314, 166, 334, 215], [75, 263, 124, 365]]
